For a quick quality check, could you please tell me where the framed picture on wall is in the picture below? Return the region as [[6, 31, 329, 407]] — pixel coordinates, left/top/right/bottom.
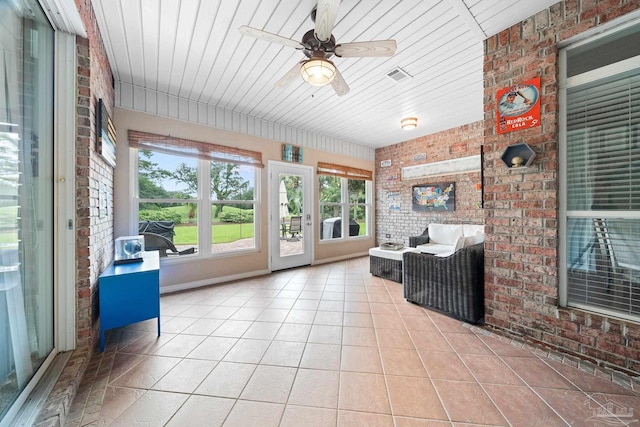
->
[[412, 182, 455, 211], [97, 98, 116, 168]]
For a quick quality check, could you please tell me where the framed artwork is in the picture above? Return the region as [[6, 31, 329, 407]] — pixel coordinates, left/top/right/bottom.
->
[[412, 182, 455, 211], [97, 98, 116, 167]]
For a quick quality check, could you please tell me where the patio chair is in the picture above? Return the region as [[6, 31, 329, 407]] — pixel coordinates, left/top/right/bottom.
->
[[141, 232, 196, 257], [287, 216, 302, 241]]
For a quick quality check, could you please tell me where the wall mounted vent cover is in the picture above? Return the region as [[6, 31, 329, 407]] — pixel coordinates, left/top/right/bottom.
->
[[386, 67, 412, 83]]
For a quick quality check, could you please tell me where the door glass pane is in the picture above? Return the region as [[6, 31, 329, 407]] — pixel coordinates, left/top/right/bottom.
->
[[1, 1, 54, 420], [279, 174, 303, 256]]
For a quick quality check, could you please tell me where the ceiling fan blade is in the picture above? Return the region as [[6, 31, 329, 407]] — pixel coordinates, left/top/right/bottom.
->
[[314, 0, 340, 42], [275, 61, 304, 88], [330, 67, 350, 96], [334, 40, 397, 57], [239, 25, 304, 50]]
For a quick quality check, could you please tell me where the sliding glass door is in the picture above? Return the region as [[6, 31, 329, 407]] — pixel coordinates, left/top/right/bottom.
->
[[1, 0, 54, 421]]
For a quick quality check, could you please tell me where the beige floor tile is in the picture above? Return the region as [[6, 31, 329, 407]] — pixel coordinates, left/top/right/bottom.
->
[[318, 300, 344, 311], [181, 318, 225, 336], [393, 417, 452, 426], [341, 345, 383, 373], [160, 316, 198, 334], [280, 405, 337, 427], [222, 400, 284, 427], [107, 389, 188, 426], [288, 368, 340, 408], [96, 386, 146, 425], [229, 306, 265, 321], [241, 321, 282, 340], [459, 354, 524, 385], [419, 351, 474, 381], [432, 379, 506, 425], [203, 306, 239, 319], [195, 361, 256, 398], [260, 340, 305, 367], [211, 319, 254, 338], [484, 384, 566, 426], [308, 324, 343, 344], [187, 336, 237, 360], [502, 357, 576, 389], [165, 395, 234, 427], [343, 312, 374, 327], [339, 372, 390, 414], [342, 326, 377, 347], [313, 310, 344, 326], [408, 330, 453, 352], [109, 355, 180, 389], [257, 308, 291, 322], [372, 313, 405, 329], [386, 376, 447, 419], [337, 410, 394, 427], [151, 359, 217, 393], [152, 334, 206, 357], [292, 299, 320, 310], [284, 309, 316, 324], [443, 333, 492, 355], [300, 343, 342, 370], [274, 323, 311, 342], [222, 338, 271, 363], [380, 348, 427, 377], [376, 329, 415, 349], [240, 365, 297, 403]]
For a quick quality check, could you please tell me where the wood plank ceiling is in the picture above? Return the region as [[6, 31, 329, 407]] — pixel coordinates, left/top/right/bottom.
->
[[93, 0, 559, 150]]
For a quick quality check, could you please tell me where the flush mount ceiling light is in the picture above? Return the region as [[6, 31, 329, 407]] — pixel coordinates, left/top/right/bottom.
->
[[300, 53, 336, 86], [401, 117, 418, 130]]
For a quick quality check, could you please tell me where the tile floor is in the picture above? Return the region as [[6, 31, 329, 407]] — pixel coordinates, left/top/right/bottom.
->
[[66, 257, 639, 426]]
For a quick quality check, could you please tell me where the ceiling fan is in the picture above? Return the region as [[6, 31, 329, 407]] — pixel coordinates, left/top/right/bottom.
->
[[239, 0, 397, 96]]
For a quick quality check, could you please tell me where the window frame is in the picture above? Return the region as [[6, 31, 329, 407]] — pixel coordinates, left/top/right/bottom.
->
[[318, 175, 371, 242], [132, 147, 261, 261]]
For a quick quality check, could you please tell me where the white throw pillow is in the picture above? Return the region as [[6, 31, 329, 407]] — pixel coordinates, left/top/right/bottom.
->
[[428, 224, 463, 245]]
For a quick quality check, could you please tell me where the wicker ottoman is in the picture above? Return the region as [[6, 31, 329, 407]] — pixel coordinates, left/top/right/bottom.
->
[[369, 247, 419, 283]]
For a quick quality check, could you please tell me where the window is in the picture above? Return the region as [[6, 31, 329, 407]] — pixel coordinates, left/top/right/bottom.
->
[[131, 131, 262, 257], [318, 162, 371, 240], [1, 2, 54, 422], [560, 20, 640, 321]]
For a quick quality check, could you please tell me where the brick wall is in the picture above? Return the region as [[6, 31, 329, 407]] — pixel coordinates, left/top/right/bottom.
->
[[483, 0, 640, 375], [375, 121, 484, 246], [74, 0, 115, 350]]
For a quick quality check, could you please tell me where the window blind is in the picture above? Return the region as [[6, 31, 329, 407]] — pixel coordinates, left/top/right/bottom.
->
[[317, 162, 372, 180], [565, 69, 640, 319], [128, 130, 264, 168]]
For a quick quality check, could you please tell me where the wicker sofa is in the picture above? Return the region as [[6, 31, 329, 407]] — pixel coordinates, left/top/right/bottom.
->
[[403, 241, 485, 324]]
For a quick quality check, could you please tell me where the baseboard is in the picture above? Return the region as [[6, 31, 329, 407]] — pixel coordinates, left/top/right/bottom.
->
[[312, 252, 369, 266], [160, 269, 271, 294]]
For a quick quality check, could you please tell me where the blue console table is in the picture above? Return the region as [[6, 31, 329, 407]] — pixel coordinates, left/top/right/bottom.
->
[[99, 251, 160, 351]]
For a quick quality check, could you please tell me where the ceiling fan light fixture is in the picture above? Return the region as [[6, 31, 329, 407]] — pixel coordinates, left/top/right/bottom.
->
[[300, 57, 336, 86], [401, 117, 418, 130]]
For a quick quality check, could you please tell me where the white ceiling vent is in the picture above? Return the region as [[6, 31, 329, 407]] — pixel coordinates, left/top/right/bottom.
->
[[386, 67, 412, 83]]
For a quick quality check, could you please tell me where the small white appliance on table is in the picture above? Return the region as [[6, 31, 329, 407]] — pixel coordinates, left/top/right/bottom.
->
[[369, 243, 419, 283]]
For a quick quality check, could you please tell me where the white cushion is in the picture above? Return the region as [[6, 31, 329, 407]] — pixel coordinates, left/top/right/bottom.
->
[[462, 224, 484, 236], [369, 247, 418, 261], [434, 236, 466, 257], [428, 224, 463, 245]]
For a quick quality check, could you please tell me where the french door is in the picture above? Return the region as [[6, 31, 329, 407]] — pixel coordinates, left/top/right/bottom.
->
[[269, 161, 313, 271]]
